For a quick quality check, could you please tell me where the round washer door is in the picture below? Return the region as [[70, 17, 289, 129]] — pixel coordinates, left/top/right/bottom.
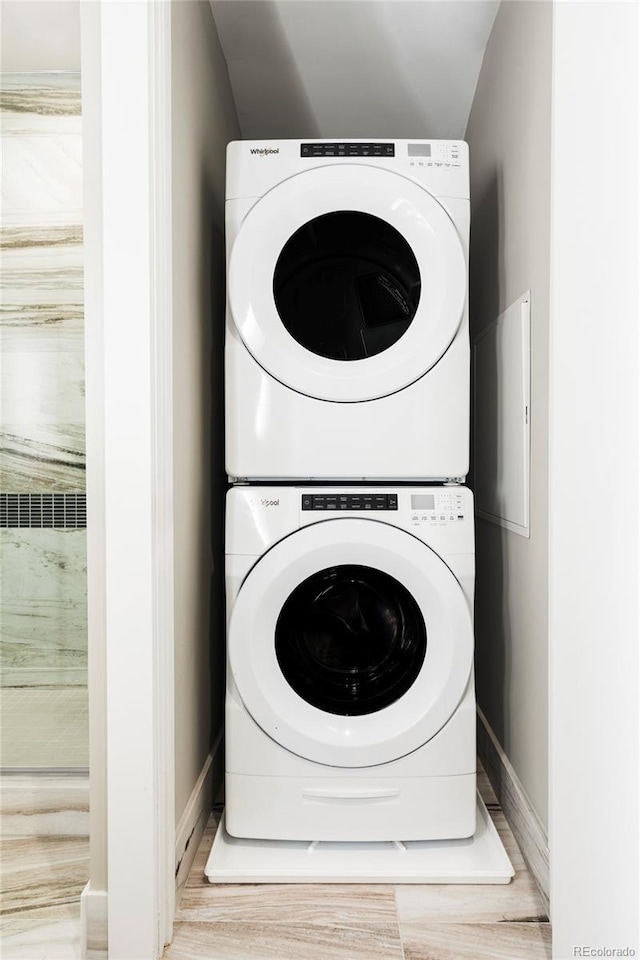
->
[[228, 519, 473, 767], [228, 165, 466, 402]]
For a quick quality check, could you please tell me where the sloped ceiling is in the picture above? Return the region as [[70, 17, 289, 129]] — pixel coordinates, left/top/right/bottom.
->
[[210, 0, 500, 140]]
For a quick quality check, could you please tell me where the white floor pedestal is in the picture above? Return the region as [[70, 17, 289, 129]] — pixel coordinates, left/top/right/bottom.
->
[[205, 793, 514, 884]]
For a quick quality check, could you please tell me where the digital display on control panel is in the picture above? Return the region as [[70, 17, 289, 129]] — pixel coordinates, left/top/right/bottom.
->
[[408, 143, 432, 157], [302, 494, 398, 511], [411, 494, 436, 510], [300, 143, 395, 158]]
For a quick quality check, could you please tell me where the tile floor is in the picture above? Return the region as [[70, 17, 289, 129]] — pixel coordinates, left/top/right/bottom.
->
[[0, 767, 550, 959], [166, 768, 551, 960], [0, 835, 88, 959]]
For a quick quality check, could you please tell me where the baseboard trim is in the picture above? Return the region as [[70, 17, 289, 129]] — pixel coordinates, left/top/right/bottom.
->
[[174, 729, 224, 901], [476, 707, 549, 909], [80, 882, 108, 960]]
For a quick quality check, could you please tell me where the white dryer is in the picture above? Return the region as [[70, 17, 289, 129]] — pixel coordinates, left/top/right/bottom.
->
[[225, 139, 470, 482], [225, 485, 477, 842]]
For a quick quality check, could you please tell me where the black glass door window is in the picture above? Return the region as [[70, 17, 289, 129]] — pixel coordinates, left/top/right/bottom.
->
[[275, 564, 427, 716], [273, 211, 421, 361]]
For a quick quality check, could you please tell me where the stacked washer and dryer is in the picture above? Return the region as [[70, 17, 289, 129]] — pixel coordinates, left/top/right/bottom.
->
[[222, 139, 477, 846]]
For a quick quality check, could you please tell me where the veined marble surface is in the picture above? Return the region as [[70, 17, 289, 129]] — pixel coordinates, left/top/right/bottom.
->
[[0, 73, 81, 119], [1, 227, 85, 490], [1, 75, 85, 490], [168, 922, 405, 960], [0, 834, 87, 959], [0, 774, 89, 837], [2, 350, 84, 423], [399, 921, 552, 959], [0, 427, 85, 492], [1, 228, 84, 345], [0, 75, 88, 945], [1, 73, 82, 229], [1, 136, 82, 228], [0, 836, 88, 913], [0, 916, 83, 960], [0, 531, 87, 688]]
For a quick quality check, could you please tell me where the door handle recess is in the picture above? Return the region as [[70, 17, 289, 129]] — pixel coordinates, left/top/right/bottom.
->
[[302, 787, 401, 801]]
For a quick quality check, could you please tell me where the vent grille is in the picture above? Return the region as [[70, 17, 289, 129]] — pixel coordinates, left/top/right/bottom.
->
[[0, 493, 87, 528]]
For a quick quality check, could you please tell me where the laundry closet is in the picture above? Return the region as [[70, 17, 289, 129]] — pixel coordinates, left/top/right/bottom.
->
[[80, 3, 639, 959]]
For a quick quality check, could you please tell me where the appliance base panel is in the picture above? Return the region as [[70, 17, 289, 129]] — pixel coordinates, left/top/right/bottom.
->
[[205, 792, 513, 884], [225, 771, 476, 842]]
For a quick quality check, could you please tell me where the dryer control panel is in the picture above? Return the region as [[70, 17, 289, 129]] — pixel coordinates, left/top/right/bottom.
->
[[302, 493, 398, 511], [226, 140, 470, 202], [301, 142, 395, 158]]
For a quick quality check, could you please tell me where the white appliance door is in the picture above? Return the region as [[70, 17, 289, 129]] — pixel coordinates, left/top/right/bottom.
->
[[228, 165, 466, 402], [228, 519, 473, 767]]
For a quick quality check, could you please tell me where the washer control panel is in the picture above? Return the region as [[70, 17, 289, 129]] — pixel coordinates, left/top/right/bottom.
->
[[410, 490, 465, 524], [295, 487, 473, 551], [302, 493, 398, 511], [228, 486, 473, 556]]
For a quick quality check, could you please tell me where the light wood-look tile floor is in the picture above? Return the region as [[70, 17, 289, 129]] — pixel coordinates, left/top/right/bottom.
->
[[167, 767, 551, 960], [0, 835, 88, 958]]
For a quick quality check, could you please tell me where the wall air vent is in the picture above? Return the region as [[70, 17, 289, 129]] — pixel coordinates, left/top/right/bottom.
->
[[0, 493, 87, 529]]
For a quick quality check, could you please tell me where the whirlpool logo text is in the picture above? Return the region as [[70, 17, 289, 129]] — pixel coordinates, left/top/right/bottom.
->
[[250, 148, 280, 156]]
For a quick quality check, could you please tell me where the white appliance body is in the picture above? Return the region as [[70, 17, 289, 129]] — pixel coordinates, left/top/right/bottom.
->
[[225, 139, 470, 481], [225, 485, 477, 842]]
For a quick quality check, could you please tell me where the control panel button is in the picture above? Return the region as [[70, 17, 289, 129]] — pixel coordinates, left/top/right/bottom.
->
[[302, 493, 399, 511]]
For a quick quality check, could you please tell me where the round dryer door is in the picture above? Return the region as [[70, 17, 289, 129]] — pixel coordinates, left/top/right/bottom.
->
[[228, 165, 466, 402], [228, 519, 474, 767]]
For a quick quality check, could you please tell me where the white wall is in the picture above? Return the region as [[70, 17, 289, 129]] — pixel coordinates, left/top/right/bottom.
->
[[171, 0, 240, 828], [549, 2, 639, 954], [465, 0, 552, 829]]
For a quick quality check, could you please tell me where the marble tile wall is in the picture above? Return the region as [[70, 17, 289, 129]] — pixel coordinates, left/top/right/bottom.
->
[[0, 73, 87, 769], [1, 531, 87, 688], [0, 74, 83, 224], [1, 228, 85, 490], [1, 74, 84, 492]]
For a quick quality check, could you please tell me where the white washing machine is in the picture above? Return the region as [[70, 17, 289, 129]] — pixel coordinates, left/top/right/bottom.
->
[[225, 485, 477, 842], [225, 139, 470, 482]]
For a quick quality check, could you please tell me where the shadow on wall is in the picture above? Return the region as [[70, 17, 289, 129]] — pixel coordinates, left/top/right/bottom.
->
[[469, 162, 510, 747], [212, 0, 321, 138], [205, 177, 227, 747], [173, 155, 228, 761], [212, 0, 434, 139]]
